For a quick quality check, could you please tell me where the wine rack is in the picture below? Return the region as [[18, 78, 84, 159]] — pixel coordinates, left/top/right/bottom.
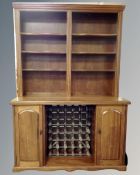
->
[[46, 105, 94, 157]]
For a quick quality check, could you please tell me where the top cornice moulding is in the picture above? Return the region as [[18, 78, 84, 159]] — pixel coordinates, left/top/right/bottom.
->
[[12, 2, 125, 12]]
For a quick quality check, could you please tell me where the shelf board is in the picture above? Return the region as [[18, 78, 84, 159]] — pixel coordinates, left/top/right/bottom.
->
[[22, 69, 115, 72], [22, 50, 66, 54], [72, 33, 117, 37], [23, 92, 67, 98], [72, 69, 115, 72], [22, 69, 66, 72], [22, 51, 115, 55], [21, 33, 117, 37], [72, 52, 116, 55], [21, 32, 66, 37]]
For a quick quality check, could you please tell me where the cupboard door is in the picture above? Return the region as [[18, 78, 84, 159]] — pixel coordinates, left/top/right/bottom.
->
[[96, 106, 127, 165], [14, 106, 44, 167]]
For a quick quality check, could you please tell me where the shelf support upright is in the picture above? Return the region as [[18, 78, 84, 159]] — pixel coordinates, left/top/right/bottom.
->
[[66, 10, 72, 97]]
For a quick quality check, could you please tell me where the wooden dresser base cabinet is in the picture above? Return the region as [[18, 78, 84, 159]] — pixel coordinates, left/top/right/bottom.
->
[[12, 103, 129, 172]]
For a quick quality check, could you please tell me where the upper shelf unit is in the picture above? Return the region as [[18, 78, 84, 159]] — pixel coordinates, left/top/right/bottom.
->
[[14, 5, 123, 97]]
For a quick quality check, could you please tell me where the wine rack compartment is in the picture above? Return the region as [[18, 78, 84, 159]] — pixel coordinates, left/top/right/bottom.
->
[[46, 105, 95, 157]]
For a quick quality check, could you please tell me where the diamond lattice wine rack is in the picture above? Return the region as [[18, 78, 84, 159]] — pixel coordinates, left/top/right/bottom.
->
[[46, 105, 94, 157]]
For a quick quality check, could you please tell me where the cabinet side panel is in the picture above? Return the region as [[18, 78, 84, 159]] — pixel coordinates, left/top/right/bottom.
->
[[13, 9, 23, 97], [13, 106, 19, 166], [120, 105, 127, 164], [115, 12, 123, 96]]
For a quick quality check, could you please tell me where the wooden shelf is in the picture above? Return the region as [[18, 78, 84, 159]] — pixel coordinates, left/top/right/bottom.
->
[[23, 92, 67, 97], [21, 32, 66, 37], [21, 33, 117, 37], [23, 69, 115, 72], [72, 33, 117, 37], [72, 69, 115, 72], [22, 50, 66, 54], [22, 51, 116, 55], [72, 52, 116, 55], [22, 69, 66, 72]]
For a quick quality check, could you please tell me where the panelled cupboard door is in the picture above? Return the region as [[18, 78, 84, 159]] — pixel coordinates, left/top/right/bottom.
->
[[14, 106, 44, 167], [96, 105, 127, 165]]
